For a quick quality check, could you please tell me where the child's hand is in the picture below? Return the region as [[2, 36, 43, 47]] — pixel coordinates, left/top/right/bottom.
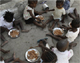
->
[[36, 17, 41, 21], [38, 12, 42, 15], [44, 10, 49, 13]]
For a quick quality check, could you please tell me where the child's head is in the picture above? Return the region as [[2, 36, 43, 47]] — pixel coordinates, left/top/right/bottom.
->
[[4, 11, 14, 23], [41, 51, 57, 62], [57, 39, 69, 52], [28, 0, 38, 8], [71, 18, 80, 28], [56, 0, 64, 9]]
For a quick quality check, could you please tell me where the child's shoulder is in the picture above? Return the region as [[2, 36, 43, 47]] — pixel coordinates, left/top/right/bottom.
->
[[25, 5, 33, 10], [61, 7, 65, 10], [0, 16, 4, 21]]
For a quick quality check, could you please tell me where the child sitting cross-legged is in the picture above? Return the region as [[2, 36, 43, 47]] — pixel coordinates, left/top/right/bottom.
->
[[43, 0, 66, 29], [23, 0, 47, 28]]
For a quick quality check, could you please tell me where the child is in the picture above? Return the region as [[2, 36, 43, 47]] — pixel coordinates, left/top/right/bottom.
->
[[63, 0, 78, 19], [0, 11, 29, 47], [23, 0, 47, 28], [51, 39, 74, 63], [38, 39, 57, 63], [43, 0, 66, 29], [46, 18, 80, 46]]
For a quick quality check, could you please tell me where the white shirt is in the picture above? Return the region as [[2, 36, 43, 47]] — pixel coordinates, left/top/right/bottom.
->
[[0, 16, 15, 30], [23, 5, 34, 20], [52, 48, 73, 63], [53, 7, 66, 19], [66, 28, 80, 43], [0, 60, 5, 63]]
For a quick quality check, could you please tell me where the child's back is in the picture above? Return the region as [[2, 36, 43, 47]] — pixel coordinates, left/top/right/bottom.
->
[[51, 39, 73, 63], [66, 19, 80, 43]]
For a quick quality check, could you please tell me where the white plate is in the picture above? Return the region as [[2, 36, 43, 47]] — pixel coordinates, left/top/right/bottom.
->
[[53, 27, 64, 36], [25, 49, 40, 62], [8, 29, 19, 38]]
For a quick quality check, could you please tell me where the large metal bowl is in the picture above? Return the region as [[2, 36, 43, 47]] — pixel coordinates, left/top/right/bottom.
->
[[8, 29, 20, 38], [25, 49, 40, 62], [53, 27, 64, 36]]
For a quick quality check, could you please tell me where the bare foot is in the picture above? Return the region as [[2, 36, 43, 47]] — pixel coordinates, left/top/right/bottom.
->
[[1, 41, 8, 47], [3, 50, 10, 54], [21, 30, 29, 33], [13, 53, 16, 60], [46, 33, 52, 36]]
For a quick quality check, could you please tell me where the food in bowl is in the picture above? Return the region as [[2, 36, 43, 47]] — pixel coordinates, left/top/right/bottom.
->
[[53, 29, 63, 35], [36, 16, 44, 22], [10, 30, 19, 37], [27, 50, 38, 61]]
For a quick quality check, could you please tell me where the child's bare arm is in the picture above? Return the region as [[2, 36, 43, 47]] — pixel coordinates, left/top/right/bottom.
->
[[27, 10, 36, 18], [27, 10, 41, 21], [48, 9, 55, 11], [34, 10, 48, 15], [39, 44, 52, 52], [57, 35, 67, 39], [0, 26, 9, 32], [60, 25, 71, 30]]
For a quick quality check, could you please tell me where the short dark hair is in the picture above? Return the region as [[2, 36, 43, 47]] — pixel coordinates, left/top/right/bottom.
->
[[41, 51, 57, 62], [71, 18, 80, 28], [57, 39, 69, 52], [56, 0, 64, 4], [3, 11, 14, 22], [28, 0, 38, 4]]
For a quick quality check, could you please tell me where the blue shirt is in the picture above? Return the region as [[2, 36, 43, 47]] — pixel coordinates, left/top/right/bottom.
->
[[63, 0, 70, 10]]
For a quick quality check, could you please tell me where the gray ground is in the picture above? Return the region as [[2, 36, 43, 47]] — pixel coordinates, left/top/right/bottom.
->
[[0, 0, 80, 63]]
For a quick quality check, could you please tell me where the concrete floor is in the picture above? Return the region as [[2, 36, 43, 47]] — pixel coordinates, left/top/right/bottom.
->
[[0, 0, 80, 63]]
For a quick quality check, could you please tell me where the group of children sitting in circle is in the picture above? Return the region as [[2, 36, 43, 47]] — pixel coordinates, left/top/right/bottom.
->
[[0, 0, 80, 63]]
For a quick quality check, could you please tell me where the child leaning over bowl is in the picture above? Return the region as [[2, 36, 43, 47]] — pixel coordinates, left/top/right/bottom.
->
[[23, 0, 48, 28], [0, 11, 29, 47], [38, 39, 74, 63], [46, 18, 80, 47], [43, 0, 66, 29]]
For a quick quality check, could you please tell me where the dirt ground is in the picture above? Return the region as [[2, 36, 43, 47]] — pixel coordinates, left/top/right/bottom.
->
[[0, 0, 80, 63]]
